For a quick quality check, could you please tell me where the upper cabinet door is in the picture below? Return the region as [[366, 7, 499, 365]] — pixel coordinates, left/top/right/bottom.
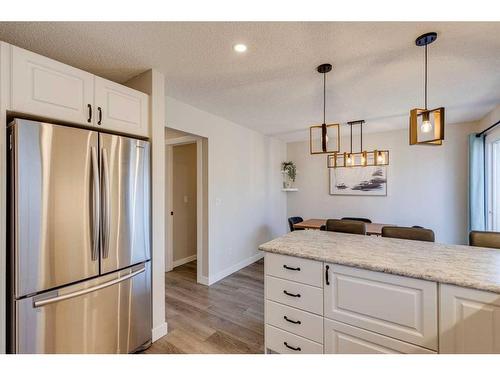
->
[[94, 77, 149, 137], [11, 46, 94, 126]]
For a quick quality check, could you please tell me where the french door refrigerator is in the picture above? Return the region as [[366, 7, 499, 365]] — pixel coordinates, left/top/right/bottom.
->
[[7, 118, 152, 353]]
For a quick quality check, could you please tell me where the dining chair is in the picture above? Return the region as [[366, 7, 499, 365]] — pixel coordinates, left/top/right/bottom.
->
[[288, 216, 304, 232], [341, 217, 372, 223], [325, 219, 366, 235], [469, 231, 500, 249], [381, 226, 435, 242]]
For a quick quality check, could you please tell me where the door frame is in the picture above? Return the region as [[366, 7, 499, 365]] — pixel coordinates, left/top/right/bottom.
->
[[165, 135, 205, 284]]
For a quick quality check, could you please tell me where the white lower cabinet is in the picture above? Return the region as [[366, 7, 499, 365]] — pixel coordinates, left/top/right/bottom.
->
[[439, 284, 500, 353], [324, 319, 435, 354], [324, 263, 438, 351], [264, 253, 500, 354], [265, 325, 323, 354]]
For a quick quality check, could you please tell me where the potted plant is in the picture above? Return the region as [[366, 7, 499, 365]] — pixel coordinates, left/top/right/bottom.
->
[[281, 161, 297, 189]]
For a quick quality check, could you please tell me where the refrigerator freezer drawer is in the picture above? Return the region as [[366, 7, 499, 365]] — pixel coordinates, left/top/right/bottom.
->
[[15, 262, 151, 354]]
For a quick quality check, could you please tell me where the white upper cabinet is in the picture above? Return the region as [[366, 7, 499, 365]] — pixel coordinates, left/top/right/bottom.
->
[[94, 77, 148, 137], [11, 46, 94, 126], [440, 284, 500, 354], [10, 45, 149, 138]]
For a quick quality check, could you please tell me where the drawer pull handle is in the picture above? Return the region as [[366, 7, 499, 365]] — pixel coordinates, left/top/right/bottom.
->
[[283, 265, 301, 271], [325, 265, 330, 285], [284, 316, 301, 324], [284, 342, 301, 351], [283, 290, 301, 298]]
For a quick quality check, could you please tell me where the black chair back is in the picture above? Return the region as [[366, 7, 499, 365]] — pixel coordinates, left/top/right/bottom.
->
[[382, 226, 435, 242], [469, 231, 500, 249], [326, 219, 366, 235], [341, 217, 372, 223], [288, 216, 304, 232]]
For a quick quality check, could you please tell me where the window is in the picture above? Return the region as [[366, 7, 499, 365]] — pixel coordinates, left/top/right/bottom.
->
[[485, 127, 500, 231]]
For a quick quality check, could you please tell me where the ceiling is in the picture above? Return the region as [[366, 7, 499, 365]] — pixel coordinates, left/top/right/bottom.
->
[[0, 22, 499, 141]]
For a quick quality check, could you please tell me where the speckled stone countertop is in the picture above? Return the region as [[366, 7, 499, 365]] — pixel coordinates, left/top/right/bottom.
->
[[258, 230, 500, 293]]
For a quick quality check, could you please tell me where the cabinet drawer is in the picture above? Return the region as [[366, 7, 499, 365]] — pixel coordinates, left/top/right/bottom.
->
[[265, 300, 323, 343], [265, 253, 322, 287], [324, 264, 438, 350], [266, 276, 323, 315], [324, 319, 435, 354], [265, 325, 323, 354]]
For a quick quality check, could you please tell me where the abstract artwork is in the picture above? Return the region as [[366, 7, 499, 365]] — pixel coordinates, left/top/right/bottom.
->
[[329, 166, 387, 196]]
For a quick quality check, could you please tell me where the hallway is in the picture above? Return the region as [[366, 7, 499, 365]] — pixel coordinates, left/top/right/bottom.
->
[[146, 259, 264, 354]]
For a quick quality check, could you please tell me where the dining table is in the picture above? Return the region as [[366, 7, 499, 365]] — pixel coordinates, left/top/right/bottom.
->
[[293, 218, 389, 236]]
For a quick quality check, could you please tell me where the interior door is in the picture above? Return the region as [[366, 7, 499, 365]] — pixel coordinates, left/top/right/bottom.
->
[[11, 119, 100, 297], [99, 133, 151, 274], [16, 262, 151, 354]]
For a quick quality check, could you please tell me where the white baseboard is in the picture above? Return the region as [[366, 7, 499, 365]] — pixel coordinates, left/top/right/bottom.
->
[[208, 252, 264, 285], [197, 275, 209, 285], [172, 254, 197, 268], [151, 321, 168, 342]]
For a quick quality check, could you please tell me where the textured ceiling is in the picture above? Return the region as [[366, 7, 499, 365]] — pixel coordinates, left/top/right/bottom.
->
[[0, 22, 499, 141]]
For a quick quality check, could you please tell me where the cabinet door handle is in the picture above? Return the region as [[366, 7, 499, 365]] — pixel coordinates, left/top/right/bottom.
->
[[284, 316, 301, 325], [87, 104, 92, 123], [283, 342, 301, 351], [283, 265, 301, 271], [283, 290, 301, 298], [97, 107, 102, 125], [325, 265, 330, 285]]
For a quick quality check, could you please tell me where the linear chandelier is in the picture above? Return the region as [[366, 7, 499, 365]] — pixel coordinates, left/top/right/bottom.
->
[[309, 63, 340, 154], [409, 32, 445, 145], [327, 120, 389, 168]]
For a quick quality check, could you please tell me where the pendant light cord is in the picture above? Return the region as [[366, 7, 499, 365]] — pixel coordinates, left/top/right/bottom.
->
[[323, 72, 326, 124], [424, 44, 428, 110], [350, 124, 353, 153]]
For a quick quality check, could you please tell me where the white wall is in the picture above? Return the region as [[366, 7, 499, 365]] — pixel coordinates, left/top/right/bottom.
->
[[166, 96, 287, 284], [286, 122, 479, 245]]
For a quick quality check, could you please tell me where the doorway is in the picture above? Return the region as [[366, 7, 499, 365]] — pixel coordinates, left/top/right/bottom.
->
[[165, 127, 208, 284], [485, 126, 500, 231]]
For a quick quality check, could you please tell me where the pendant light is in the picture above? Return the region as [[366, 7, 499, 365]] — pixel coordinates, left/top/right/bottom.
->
[[327, 120, 389, 168], [309, 63, 340, 154], [409, 32, 445, 145]]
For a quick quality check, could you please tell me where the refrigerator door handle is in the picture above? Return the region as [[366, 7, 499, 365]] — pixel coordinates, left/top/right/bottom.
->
[[101, 147, 111, 259], [33, 266, 146, 308], [90, 146, 100, 262]]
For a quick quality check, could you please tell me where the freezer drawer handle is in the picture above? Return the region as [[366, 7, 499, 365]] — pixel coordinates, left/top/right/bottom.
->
[[33, 266, 146, 308]]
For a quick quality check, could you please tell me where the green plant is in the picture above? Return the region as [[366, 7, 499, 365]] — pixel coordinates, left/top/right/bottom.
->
[[281, 161, 297, 182]]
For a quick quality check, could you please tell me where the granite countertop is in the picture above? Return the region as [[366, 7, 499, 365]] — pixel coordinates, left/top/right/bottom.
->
[[258, 230, 500, 293]]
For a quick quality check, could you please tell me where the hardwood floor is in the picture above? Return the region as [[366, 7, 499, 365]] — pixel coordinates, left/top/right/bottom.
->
[[145, 258, 265, 354]]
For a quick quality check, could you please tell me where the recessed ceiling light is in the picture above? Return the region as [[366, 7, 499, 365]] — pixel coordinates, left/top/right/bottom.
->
[[233, 43, 247, 53]]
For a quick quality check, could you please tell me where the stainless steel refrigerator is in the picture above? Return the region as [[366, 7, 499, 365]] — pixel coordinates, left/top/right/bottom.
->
[[7, 118, 152, 353]]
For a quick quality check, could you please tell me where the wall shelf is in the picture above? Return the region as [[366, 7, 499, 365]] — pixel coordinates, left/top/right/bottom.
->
[[282, 188, 298, 192]]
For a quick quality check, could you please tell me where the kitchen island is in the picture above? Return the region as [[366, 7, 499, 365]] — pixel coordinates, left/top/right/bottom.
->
[[258, 230, 500, 354]]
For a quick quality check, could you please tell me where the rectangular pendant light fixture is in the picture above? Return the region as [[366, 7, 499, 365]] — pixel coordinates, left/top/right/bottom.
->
[[310, 123, 340, 154], [409, 32, 445, 146], [327, 150, 389, 168], [409, 107, 445, 145]]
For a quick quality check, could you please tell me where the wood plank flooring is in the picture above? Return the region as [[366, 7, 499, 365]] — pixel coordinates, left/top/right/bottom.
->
[[145, 258, 264, 354]]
